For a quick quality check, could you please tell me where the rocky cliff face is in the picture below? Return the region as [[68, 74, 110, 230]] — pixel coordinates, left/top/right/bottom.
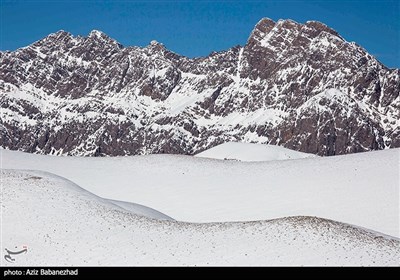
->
[[1, 18, 399, 156]]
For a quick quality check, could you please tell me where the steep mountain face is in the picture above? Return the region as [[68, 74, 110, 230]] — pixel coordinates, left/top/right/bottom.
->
[[0, 18, 399, 156]]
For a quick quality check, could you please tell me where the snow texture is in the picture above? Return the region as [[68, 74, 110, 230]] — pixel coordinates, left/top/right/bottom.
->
[[1, 169, 399, 266], [1, 147, 399, 238], [195, 142, 316, 161]]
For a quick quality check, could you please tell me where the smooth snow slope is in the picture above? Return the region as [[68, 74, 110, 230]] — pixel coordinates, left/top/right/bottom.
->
[[1, 148, 399, 237], [195, 142, 316, 161], [2, 169, 399, 266]]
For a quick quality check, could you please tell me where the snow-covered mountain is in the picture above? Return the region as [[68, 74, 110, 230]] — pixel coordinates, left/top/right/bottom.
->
[[1, 18, 399, 156]]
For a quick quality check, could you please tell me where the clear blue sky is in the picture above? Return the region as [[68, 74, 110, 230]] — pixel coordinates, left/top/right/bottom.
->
[[1, 0, 399, 68]]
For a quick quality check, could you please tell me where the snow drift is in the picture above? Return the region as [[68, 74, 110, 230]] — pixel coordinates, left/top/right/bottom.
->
[[1, 148, 399, 238], [2, 169, 399, 266], [195, 142, 316, 161]]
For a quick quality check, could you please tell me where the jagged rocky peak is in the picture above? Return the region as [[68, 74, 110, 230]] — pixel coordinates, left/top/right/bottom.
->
[[0, 17, 399, 157], [88, 29, 107, 38], [304, 20, 342, 39], [145, 40, 183, 63], [47, 29, 72, 39], [85, 29, 123, 48], [150, 40, 163, 46], [247, 17, 276, 44], [53, 30, 73, 39], [254, 17, 276, 33], [146, 40, 167, 52], [276, 18, 302, 28], [32, 29, 74, 48], [88, 29, 115, 43], [247, 18, 345, 48]]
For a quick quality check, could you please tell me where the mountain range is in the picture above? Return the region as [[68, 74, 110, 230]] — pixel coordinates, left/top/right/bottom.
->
[[1, 18, 399, 156]]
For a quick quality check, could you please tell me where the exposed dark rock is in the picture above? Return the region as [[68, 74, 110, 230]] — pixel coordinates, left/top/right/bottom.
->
[[0, 18, 398, 156]]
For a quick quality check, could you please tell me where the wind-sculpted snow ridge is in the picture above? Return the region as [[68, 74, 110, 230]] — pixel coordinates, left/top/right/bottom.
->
[[195, 142, 316, 161], [2, 169, 399, 266], [2, 148, 399, 237], [1, 18, 399, 156]]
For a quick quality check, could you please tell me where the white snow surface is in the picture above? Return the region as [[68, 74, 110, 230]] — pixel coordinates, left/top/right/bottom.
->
[[106, 199, 173, 221], [195, 142, 316, 161], [1, 147, 399, 238], [1, 169, 399, 266]]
